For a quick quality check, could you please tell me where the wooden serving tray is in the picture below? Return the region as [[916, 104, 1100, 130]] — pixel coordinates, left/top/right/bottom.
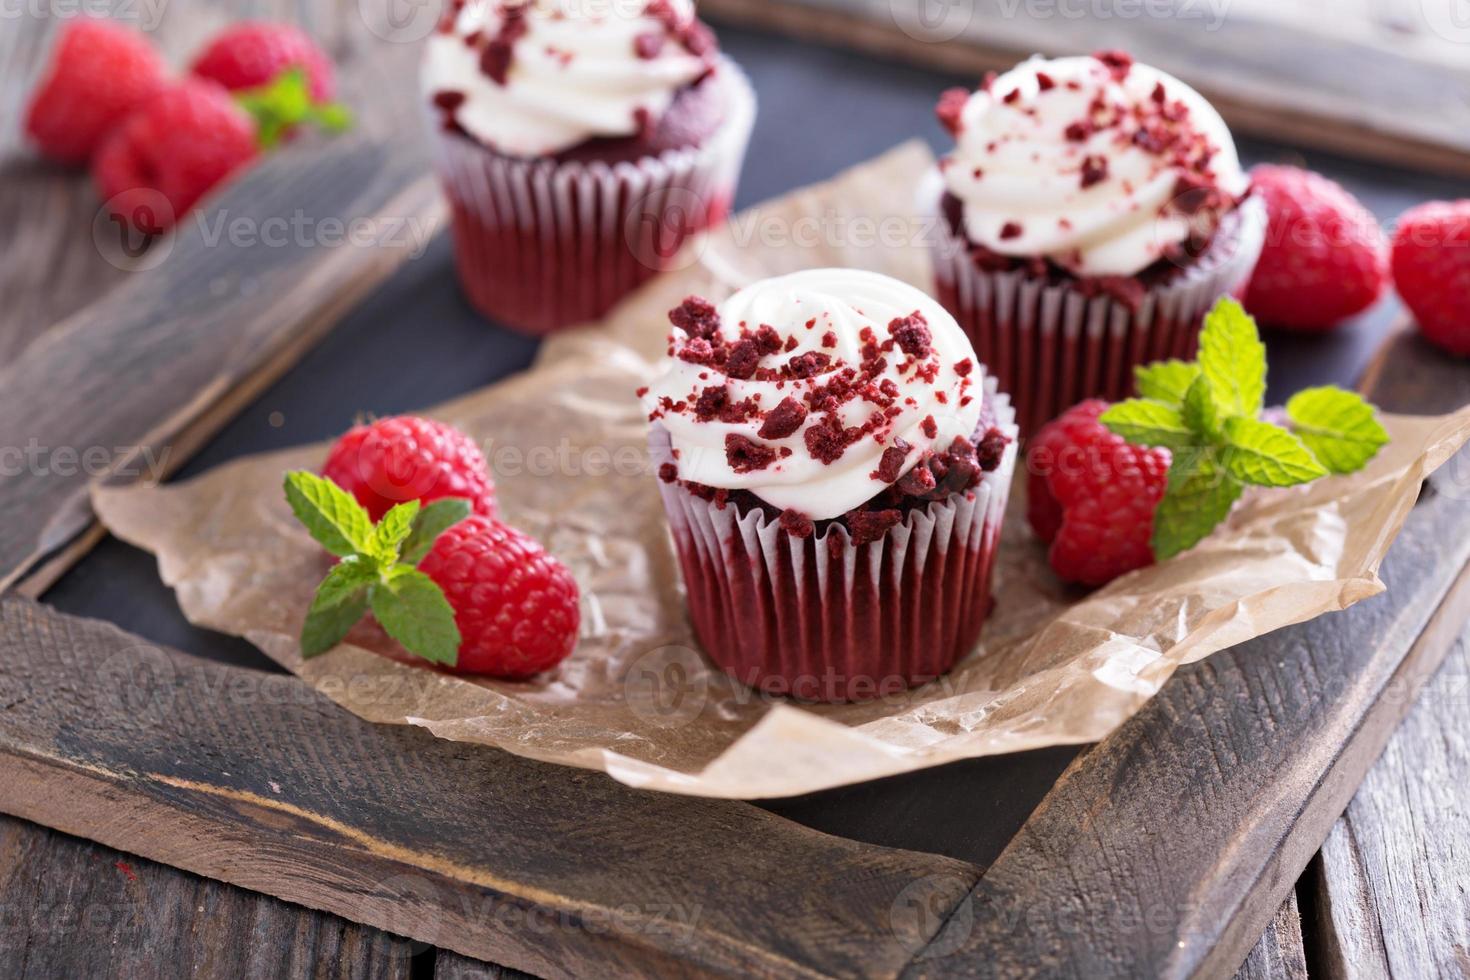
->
[[4, 6, 1470, 979]]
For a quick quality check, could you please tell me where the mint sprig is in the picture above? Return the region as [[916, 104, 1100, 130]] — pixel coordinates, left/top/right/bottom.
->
[[285, 471, 470, 662], [1100, 298, 1390, 561], [235, 68, 354, 150]]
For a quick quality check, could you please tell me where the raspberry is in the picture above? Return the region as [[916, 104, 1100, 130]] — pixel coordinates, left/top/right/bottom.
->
[[1242, 165, 1387, 331], [190, 22, 336, 102], [1390, 200, 1470, 357], [24, 19, 169, 165], [1027, 400, 1170, 586], [322, 416, 497, 522], [92, 79, 259, 234], [419, 516, 581, 678]]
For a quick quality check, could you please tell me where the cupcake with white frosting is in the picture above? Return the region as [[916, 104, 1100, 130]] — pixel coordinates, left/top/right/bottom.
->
[[930, 50, 1265, 433], [640, 268, 1017, 702], [423, 0, 755, 334]]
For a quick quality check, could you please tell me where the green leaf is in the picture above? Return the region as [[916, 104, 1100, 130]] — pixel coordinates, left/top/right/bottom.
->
[[401, 498, 472, 566], [300, 556, 377, 657], [1198, 298, 1266, 419], [1151, 448, 1244, 560], [1099, 399, 1197, 449], [284, 471, 374, 558], [235, 67, 353, 149], [1285, 386, 1391, 475], [369, 567, 461, 666], [368, 500, 421, 565], [1134, 360, 1201, 406], [1220, 417, 1329, 487], [1181, 373, 1221, 442]]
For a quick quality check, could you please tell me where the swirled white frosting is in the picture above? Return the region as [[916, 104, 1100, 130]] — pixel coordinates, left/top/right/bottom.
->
[[422, 0, 711, 156], [642, 269, 985, 520], [941, 53, 1249, 277]]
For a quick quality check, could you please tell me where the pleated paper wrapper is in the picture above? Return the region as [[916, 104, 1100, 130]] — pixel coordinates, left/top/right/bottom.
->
[[93, 142, 1470, 799]]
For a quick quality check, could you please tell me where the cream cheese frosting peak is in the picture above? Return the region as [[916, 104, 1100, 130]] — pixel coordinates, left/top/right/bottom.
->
[[641, 269, 989, 521], [422, 0, 714, 157], [939, 51, 1249, 278]]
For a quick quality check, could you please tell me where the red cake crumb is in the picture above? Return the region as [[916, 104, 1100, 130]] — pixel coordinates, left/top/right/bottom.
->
[[658, 462, 678, 483], [936, 87, 969, 136], [871, 439, 912, 483], [1080, 155, 1109, 189], [1095, 49, 1133, 79], [757, 397, 808, 439], [804, 415, 850, 464], [725, 339, 761, 379], [888, 313, 932, 358], [846, 508, 902, 546], [954, 358, 973, 377], [670, 296, 720, 338], [999, 221, 1023, 240], [479, 4, 528, 85], [725, 434, 777, 472], [779, 509, 815, 538], [921, 416, 938, 438], [787, 351, 831, 378]]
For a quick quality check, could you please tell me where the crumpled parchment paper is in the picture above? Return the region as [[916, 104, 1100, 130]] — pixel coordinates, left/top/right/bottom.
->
[[94, 142, 1470, 799]]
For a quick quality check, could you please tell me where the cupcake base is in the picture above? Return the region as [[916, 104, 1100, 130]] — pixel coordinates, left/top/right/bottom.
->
[[431, 58, 756, 336], [654, 381, 1018, 704], [931, 186, 1266, 435]]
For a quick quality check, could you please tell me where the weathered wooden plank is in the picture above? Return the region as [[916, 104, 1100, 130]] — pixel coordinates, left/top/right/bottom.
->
[[1309, 616, 1470, 978], [702, 0, 1470, 178], [902, 332, 1470, 980], [1233, 893, 1308, 980], [0, 814, 418, 979], [0, 596, 978, 980], [434, 951, 535, 980]]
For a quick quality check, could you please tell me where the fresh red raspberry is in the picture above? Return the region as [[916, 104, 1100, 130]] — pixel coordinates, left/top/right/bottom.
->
[[1391, 200, 1470, 357], [322, 416, 497, 522], [419, 516, 581, 678], [1027, 400, 1171, 587], [92, 79, 259, 234], [190, 22, 336, 102], [24, 19, 170, 166], [1242, 165, 1387, 331]]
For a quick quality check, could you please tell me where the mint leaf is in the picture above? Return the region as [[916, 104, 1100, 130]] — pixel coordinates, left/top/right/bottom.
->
[[1100, 399, 1196, 449], [284, 471, 374, 558], [368, 500, 421, 565], [1181, 374, 1221, 442], [301, 556, 377, 657], [401, 498, 472, 565], [1198, 298, 1266, 419], [235, 68, 353, 149], [1134, 360, 1201, 406], [369, 567, 460, 666], [1152, 448, 1244, 560], [1285, 387, 1390, 475], [1220, 417, 1328, 486]]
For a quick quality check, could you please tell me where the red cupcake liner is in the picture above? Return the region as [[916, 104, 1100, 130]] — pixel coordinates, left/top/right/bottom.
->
[[653, 380, 1018, 704], [431, 59, 755, 336], [931, 189, 1266, 436]]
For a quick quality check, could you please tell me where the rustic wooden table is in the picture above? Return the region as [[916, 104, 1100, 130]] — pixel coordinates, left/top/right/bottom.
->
[[3, 4, 1470, 979]]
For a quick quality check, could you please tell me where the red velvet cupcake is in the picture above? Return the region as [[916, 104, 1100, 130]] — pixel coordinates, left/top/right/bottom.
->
[[641, 269, 1017, 703], [423, 0, 755, 335], [930, 51, 1265, 434]]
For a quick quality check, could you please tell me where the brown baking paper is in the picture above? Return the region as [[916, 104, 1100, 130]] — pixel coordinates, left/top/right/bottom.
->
[[94, 143, 1470, 799]]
